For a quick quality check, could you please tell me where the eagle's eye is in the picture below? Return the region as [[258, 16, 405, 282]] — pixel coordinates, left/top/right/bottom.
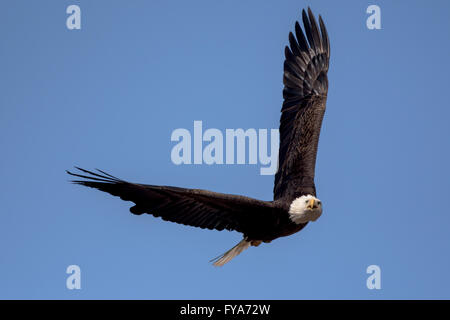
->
[[305, 200, 309, 204], [317, 201, 321, 205]]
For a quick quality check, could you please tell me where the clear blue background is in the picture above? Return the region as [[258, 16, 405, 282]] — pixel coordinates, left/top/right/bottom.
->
[[1, 0, 449, 299]]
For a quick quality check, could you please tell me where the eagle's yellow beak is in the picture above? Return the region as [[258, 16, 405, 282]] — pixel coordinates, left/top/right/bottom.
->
[[307, 199, 315, 209]]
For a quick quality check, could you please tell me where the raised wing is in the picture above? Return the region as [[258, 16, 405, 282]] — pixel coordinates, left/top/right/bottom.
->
[[67, 167, 276, 234], [274, 8, 330, 200]]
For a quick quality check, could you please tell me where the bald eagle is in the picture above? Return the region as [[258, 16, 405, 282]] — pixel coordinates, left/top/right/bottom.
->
[[67, 8, 330, 266]]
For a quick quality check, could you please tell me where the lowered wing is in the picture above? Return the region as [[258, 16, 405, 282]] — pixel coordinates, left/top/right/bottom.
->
[[67, 167, 277, 234]]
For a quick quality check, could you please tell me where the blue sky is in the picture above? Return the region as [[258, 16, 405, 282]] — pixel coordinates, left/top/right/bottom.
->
[[1, 0, 450, 299]]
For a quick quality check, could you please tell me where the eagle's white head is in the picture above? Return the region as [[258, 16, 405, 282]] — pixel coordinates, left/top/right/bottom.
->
[[288, 194, 323, 224]]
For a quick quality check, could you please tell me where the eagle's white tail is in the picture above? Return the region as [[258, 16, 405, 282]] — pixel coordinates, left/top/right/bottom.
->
[[211, 238, 251, 267]]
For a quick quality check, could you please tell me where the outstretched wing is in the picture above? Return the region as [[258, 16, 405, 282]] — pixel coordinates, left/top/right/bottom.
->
[[67, 167, 276, 234], [274, 8, 330, 200]]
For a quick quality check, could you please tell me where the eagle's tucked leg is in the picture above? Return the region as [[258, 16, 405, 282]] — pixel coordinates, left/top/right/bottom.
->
[[250, 240, 262, 247]]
